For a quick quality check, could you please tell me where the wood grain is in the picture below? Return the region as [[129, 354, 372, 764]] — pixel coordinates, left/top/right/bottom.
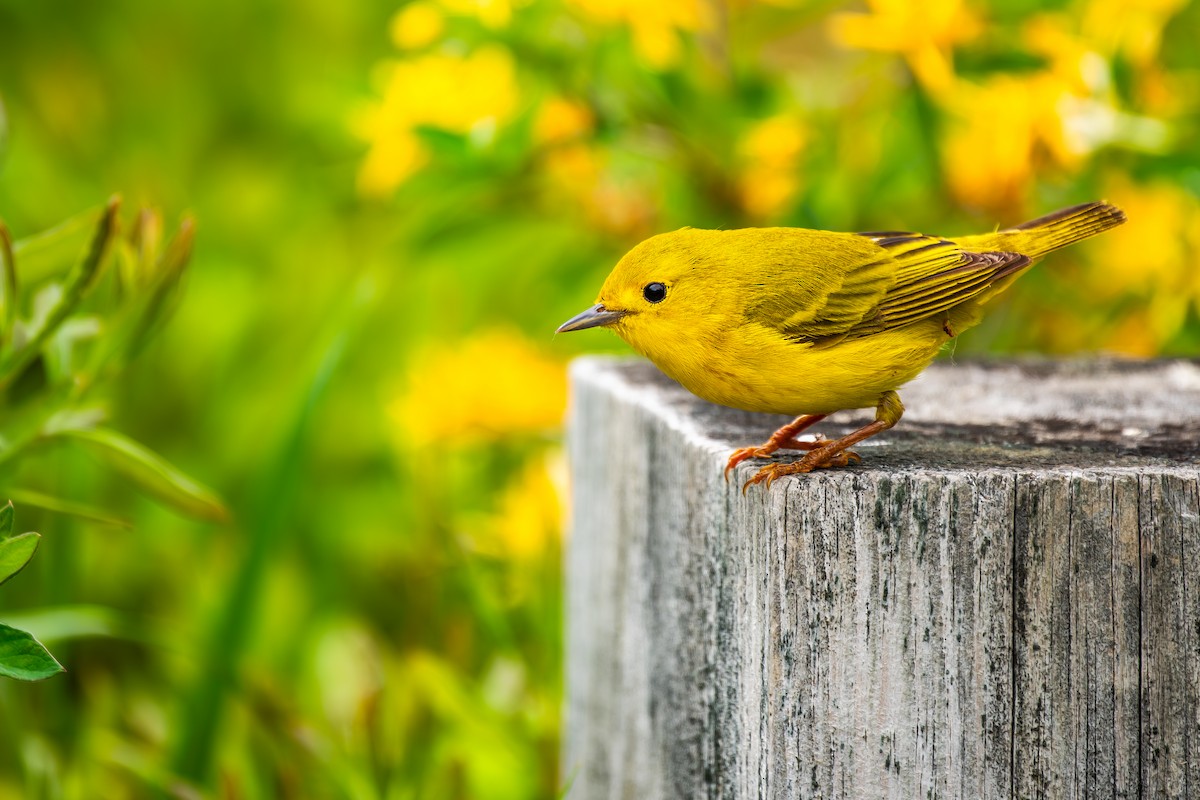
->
[[564, 357, 1200, 799]]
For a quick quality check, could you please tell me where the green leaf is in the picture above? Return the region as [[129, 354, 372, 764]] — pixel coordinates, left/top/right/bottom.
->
[[0, 501, 11, 537], [86, 215, 195, 377], [0, 532, 39, 586], [10, 205, 100, 286], [0, 623, 64, 681], [2, 488, 131, 528], [57, 427, 229, 523], [133, 216, 194, 347], [0, 198, 120, 389]]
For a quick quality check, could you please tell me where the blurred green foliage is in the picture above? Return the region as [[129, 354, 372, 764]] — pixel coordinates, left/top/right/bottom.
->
[[0, 502, 63, 683], [0, 0, 1197, 796]]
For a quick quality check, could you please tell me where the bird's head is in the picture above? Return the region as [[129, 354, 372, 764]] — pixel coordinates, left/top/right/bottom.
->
[[557, 229, 731, 363]]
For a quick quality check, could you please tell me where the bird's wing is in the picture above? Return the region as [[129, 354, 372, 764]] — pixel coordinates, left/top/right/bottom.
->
[[780, 234, 1030, 345]]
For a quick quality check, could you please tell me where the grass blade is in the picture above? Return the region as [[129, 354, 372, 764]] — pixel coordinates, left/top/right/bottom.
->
[[55, 427, 228, 523], [2, 488, 131, 528]]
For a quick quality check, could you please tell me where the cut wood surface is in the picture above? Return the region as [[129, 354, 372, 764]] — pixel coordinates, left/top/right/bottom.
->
[[563, 356, 1200, 800]]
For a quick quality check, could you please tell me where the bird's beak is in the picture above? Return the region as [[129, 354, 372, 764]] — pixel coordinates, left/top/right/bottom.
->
[[556, 304, 627, 333]]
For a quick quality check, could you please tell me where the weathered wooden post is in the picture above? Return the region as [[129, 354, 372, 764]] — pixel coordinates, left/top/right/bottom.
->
[[563, 356, 1200, 800]]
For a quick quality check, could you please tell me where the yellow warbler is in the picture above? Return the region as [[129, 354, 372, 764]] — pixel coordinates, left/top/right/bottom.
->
[[558, 202, 1126, 488]]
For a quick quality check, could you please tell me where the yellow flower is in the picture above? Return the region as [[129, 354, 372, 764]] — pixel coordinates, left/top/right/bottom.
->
[[1080, 0, 1187, 116], [489, 452, 565, 560], [441, 0, 513, 28], [829, 0, 980, 91], [356, 47, 520, 195], [941, 73, 1055, 210], [543, 142, 602, 192], [736, 114, 806, 220], [390, 328, 566, 448], [390, 1, 446, 50], [534, 97, 594, 146], [1082, 0, 1187, 68], [357, 130, 426, 197], [536, 137, 655, 237], [565, 0, 713, 69], [1086, 177, 1200, 353]]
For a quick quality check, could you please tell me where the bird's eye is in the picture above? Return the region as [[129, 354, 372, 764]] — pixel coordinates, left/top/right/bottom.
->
[[643, 282, 667, 303]]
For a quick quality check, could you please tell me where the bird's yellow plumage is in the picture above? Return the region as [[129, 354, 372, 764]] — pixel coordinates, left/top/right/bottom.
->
[[558, 202, 1127, 487]]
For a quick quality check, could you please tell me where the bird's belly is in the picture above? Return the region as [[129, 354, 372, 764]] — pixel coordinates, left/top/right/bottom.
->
[[671, 324, 946, 416]]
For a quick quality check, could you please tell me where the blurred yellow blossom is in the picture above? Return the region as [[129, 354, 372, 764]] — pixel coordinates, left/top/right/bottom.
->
[[390, 1, 446, 50], [941, 73, 1061, 210], [390, 328, 566, 448], [1082, 0, 1186, 68], [830, 0, 981, 91], [587, 177, 658, 238], [538, 137, 656, 237], [356, 46, 520, 195], [488, 452, 566, 560], [941, 14, 1174, 211], [1023, 15, 1170, 156], [442, 0, 513, 28], [566, 0, 713, 68], [534, 97, 594, 146], [1082, 0, 1188, 116], [543, 142, 602, 188], [736, 113, 806, 220], [1086, 177, 1200, 353], [533, 97, 654, 232]]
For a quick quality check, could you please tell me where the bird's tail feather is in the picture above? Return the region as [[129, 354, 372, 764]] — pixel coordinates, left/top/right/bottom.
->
[[957, 201, 1127, 258]]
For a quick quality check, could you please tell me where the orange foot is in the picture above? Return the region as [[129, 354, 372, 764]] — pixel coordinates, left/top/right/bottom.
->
[[742, 446, 862, 491], [724, 435, 827, 481], [737, 391, 905, 491]]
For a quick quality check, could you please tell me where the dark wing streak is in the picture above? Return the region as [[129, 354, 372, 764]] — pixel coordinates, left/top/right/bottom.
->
[[876, 234, 929, 248], [897, 239, 956, 258], [869, 252, 1030, 331], [855, 230, 911, 238], [788, 250, 1030, 344], [877, 251, 1028, 308]]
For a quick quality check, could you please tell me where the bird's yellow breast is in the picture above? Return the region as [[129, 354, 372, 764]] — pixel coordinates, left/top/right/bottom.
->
[[617, 313, 949, 416]]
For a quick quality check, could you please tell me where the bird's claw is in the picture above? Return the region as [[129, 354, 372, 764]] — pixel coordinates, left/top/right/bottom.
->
[[724, 446, 772, 481], [724, 435, 828, 482], [740, 447, 861, 492]]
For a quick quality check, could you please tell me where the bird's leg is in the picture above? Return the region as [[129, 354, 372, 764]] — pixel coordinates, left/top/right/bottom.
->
[[744, 391, 905, 490], [724, 414, 827, 481]]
